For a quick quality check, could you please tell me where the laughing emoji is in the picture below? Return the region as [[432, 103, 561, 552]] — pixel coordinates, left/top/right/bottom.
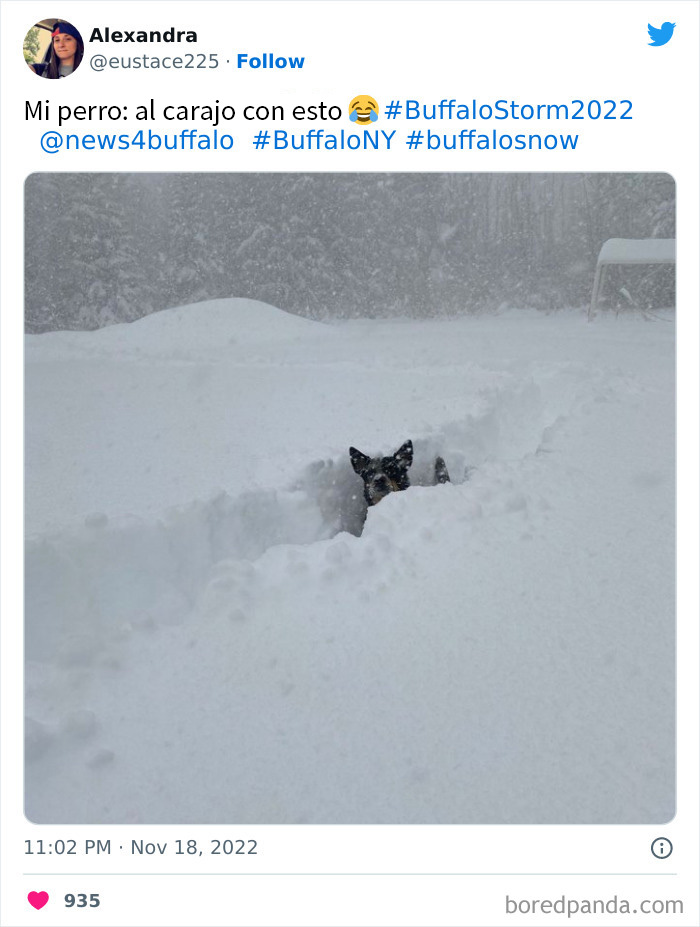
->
[[349, 94, 379, 125]]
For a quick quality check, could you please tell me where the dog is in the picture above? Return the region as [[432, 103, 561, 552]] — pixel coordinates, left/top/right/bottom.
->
[[349, 440, 450, 508]]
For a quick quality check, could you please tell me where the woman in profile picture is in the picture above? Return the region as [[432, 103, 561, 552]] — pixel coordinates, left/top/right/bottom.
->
[[40, 21, 83, 78]]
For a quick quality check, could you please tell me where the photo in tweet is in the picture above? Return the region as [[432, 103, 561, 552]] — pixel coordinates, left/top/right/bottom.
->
[[24, 172, 675, 827]]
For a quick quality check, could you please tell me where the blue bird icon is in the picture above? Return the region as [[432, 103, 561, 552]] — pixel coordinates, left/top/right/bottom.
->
[[648, 22, 676, 46]]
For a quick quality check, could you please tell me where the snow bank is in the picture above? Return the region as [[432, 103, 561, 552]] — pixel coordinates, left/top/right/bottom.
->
[[25, 301, 675, 824], [26, 297, 330, 363]]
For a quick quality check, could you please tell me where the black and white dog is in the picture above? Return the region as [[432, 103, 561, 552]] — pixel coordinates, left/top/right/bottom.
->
[[349, 440, 450, 508]]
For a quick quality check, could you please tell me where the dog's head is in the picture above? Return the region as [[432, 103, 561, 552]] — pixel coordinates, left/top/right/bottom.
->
[[349, 440, 413, 506]]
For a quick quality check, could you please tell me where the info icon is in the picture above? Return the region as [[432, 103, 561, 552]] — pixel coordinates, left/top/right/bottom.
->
[[651, 837, 673, 859]]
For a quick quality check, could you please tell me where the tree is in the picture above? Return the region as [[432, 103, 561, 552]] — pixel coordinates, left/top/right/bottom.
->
[[24, 27, 41, 64]]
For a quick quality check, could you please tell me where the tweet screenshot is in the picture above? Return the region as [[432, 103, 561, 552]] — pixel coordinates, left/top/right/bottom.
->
[[1, 1, 698, 925]]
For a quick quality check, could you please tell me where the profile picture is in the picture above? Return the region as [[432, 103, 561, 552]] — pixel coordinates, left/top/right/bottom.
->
[[24, 19, 83, 79]]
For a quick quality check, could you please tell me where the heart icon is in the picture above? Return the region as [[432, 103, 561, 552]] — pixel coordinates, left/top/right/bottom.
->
[[28, 891, 49, 910]]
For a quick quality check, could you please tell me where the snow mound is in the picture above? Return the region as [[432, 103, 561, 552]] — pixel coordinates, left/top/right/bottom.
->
[[27, 298, 329, 362]]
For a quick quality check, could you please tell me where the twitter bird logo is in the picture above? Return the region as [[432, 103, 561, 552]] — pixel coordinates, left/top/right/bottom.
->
[[648, 22, 676, 46]]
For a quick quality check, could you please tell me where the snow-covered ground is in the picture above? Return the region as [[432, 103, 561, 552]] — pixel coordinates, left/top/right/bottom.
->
[[25, 299, 675, 824]]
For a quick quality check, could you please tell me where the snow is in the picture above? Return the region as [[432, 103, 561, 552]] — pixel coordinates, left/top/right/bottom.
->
[[25, 299, 675, 824], [596, 238, 676, 265]]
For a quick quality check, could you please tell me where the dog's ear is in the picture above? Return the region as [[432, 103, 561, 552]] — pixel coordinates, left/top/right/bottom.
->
[[435, 456, 450, 484], [349, 447, 370, 474], [394, 440, 413, 469]]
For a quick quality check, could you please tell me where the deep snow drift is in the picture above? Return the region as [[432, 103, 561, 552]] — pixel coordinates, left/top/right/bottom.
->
[[25, 299, 675, 824]]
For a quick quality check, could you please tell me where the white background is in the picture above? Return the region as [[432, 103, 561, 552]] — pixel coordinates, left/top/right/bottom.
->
[[1, 2, 698, 925]]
